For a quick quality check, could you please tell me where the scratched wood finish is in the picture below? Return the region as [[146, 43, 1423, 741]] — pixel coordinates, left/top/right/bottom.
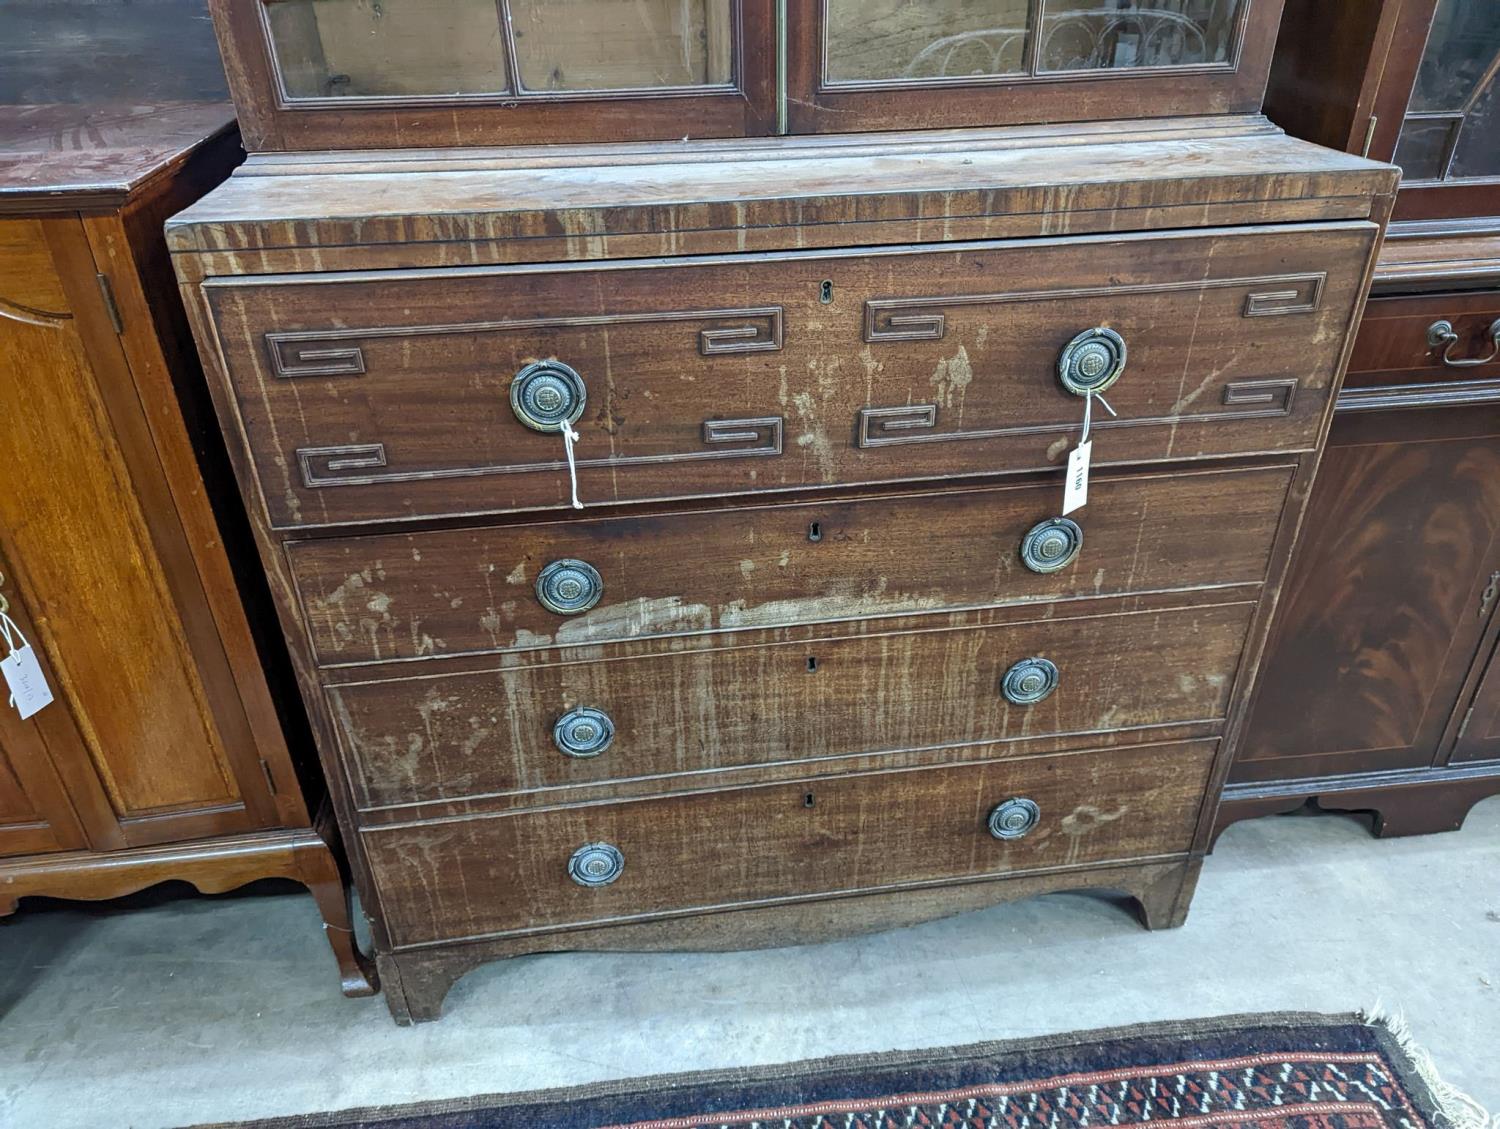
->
[[168, 116, 1395, 1020], [331, 598, 1252, 811], [1229, 409, 1500, 784], [205, 225, 1370, 529], [164, 119, 1394, 276], [363, 739, 1217, 948], [288, 464, 1293, 666]]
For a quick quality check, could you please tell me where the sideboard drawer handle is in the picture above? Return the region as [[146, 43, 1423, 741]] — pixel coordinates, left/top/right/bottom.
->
[[1020, 517, 1083, 573], [568, 842, 624, 887], [988, 797, 1041, 840], [1427, 319, 1500, 369], [1001, 657, 1059, 705], [553, 707, 615, 758], [536, 558, 603, 615], [511, 360, 587, 431], [1057, 327, 1127, 396]]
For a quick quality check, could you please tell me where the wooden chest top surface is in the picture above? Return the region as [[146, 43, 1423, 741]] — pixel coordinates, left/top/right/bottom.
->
[[166, 116, 1395, 273]]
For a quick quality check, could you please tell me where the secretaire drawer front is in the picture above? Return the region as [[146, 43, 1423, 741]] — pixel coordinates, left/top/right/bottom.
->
[[330, 599, 1252, 809], [364, 740, 1216, 947], [1345, 291, 1500, 392], [207, 224, 1372, 529], [290, 465, 1292, 665]]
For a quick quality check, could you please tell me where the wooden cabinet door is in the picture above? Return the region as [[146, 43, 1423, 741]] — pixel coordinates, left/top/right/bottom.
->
[[0, 551, 92, 859], [1450, 634, 1500, 764], [0, 216, 269, 849], [1232, 406, 1500, 784]]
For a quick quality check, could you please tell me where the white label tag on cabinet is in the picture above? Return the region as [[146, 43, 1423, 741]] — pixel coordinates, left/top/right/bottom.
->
[[1062, 439, 1092, 516], [3, 643, 53, 720]]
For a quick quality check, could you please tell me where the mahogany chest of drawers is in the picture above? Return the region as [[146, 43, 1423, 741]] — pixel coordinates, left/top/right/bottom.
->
[[169, 117, 1395, 1022]]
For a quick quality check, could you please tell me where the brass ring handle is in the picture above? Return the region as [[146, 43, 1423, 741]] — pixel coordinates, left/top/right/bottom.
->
[[568, 842, 624, 887], [536, 559, 604, 616], [988, 797, 1041, 840], [553, 707, 615, 758], [1427, 319, 1500, 369], [511, 360, 587, 431], [1020, 517, 1083, 574], [1057, 327, 1127, 396], [1001, 657, 1059, 705]]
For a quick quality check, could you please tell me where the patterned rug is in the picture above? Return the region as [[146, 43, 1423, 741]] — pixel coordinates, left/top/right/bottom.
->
[[199, 1012, 1487, 1129]]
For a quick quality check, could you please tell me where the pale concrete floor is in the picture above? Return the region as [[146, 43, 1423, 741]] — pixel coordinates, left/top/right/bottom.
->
[[2, 799, 1497, 1129]]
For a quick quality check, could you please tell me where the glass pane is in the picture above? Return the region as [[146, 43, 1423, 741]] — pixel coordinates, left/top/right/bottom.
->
[[1393, 0, 1500, 182], [510, 0, 733, 92], [1450, 82, 1500, 178], [265, 0, 510, 99], [1408, 0, 1500, 112], [1040, 0, 1244, 72], [824, 0, 1032, 84], [0, 0, 227, 104], [1392, 117, 1456, 181]]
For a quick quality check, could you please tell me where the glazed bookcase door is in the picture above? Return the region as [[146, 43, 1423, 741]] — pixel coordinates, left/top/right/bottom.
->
[[1368, 0, 1500, 220], [214, 0, 777, 150], [786, 0, 1286, 133]]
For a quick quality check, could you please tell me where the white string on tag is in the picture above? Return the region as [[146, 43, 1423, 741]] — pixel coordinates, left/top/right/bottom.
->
[[0, 609, 25, 656], [561, 424, 584, 510], [1081, 389, 1094, 444], [0, 608, 54, 719]]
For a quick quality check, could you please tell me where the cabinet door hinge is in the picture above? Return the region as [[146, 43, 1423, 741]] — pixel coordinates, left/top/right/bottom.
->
[[258, 757, 279, 796], [95, 273, 124, 334], [1361, 115, 1379, 158]]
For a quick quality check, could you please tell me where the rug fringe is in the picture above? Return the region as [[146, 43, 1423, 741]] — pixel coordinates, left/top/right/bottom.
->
[[1362, 1004, 1496, 1129]]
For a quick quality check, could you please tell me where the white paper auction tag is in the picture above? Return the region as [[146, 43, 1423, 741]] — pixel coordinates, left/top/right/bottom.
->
[[3, 642, 53, 720], [1062, 438, 1092, 516]]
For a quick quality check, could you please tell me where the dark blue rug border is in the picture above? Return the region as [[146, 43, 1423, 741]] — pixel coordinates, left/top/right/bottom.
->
[[193, 1011, 1444, 1129]]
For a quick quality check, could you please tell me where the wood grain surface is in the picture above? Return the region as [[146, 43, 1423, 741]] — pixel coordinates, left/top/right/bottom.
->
[[1233, 408, 1500, 783], [362, 739, 1217, 948], [203, 225, 1370, 528], [165, 118, 1395, 274], [330, 597, 1253, 810], [0, 106, 373, 994], [1345, 291, 1500, 389], [287, 464, 1293, 666]]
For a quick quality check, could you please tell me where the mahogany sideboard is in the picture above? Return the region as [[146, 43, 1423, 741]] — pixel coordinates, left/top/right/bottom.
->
[[1219, 0, 1500, 837], [0, 0, 374, 996], [174, 0, 1395, 1021]]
